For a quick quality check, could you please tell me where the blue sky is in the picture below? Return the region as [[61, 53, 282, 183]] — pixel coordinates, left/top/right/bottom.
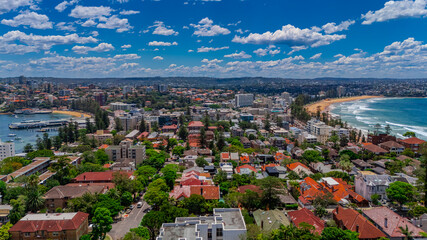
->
[[0, 0, 426, 78]]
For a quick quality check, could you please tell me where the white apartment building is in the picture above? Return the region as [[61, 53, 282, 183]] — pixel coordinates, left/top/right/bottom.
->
[[157, 208, 246, 240], [0, 140, 15, 160], [110, 102, 136, 111], [235, 94, 254, 108]]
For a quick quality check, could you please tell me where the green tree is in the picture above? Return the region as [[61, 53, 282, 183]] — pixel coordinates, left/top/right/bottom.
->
[[302, 150, 324, 163], [95, 149, 109, 165], [121, 191, 133, 207], [130, 226, 150, 239], [172, 145, 185, 157], [141, 211, 167, 240], [178, 125, 188, 140], [196, 157, 208, 167], [259, 177, 283, 209], [9, 195, 26, 224], [398, 225, 414, 240], [371, 194, 380, 206], [0, 222, 12, 240], [402, 148, 415, 158], [92, 207, 113, 240], [24, 143, 33, 153], [321, 227, 359, 240], [403, 132, 416, 138], [179, 194, 207, 215], [386, 181, 416, 208]]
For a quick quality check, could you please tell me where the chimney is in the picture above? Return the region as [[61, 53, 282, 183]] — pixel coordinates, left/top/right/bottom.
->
[[200, 187, 203, 196], [356, 225, 359, 233], [384, 218, 388, 228], [84, 175, 86, 181]]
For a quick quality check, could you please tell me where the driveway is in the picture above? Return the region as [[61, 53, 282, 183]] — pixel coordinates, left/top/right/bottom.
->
[[109, 201, 149, 240]]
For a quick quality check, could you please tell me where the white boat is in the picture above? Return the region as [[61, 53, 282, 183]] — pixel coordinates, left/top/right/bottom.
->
[[8, 134, 16, 137]]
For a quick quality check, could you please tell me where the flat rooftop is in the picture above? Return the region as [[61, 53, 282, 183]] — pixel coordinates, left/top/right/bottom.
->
[[214, 208, 246, 230], [21, 212, 78, 221]]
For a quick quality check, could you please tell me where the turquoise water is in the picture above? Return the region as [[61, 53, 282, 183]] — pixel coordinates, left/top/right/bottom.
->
[[0, 113, 72, 153], [330, 98, 427, 141]]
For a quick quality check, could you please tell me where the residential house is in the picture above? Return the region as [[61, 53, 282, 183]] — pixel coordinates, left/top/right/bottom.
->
[[355, 171, 392, 201], [235, 165, 257, 175], [253, 209, 290, 232], [288, 208, 325, 235], [333, 206, 386, 240], [379, 141, 405, 154], [363, 143, 388, 155], [398, 137, 426, 154], [9, 212, 89, 240], [363, 207, 424, 240], [44, 185, 105, 212], [169, 185, 220, 200], [286, 162, 313, 177]]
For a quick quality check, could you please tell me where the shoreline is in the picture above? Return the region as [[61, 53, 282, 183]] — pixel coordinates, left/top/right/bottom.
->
[[52, 110, 91, 118], [305, 95, 383, 114]]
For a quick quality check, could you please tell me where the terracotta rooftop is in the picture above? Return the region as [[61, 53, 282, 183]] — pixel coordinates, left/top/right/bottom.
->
[[72, 171, 133, 183], [44, 185, 105, 199], [333, 206, 386, 239], [363, 207, 424, 238], [400, 137, 426, 145], [9, 212, 89, 233], [288, 208, 325, 235]]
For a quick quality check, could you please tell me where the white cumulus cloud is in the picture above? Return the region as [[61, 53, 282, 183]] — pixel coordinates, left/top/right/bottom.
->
[[321, 20, 355, 34], [153, 56, 164, 60], [1, 11, 53, 29], [362, 0, 427, 25], [151, 21, 178, 36], [148, 41, 178, 46], [232, 24, 346, 47], [197, 46, 229, 52], [190, 17, 230, 37], [72, 42, 114, 54], [70, 6, 112, 19], [310, 53, 322, 60], [224, 51, 251, 59]]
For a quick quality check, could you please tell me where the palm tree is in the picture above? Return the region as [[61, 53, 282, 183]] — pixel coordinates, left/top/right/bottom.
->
[[398, 225, 414, 240], [26, 190, 44, 212]]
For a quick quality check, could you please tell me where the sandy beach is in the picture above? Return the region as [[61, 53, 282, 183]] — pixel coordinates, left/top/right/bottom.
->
[[52, 110, 91, 118], [305, 95, 383, 114]]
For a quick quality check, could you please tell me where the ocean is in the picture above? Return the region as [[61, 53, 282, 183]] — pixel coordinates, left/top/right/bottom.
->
[[0, 113, 72, 153], [330, 97, 427, 141]]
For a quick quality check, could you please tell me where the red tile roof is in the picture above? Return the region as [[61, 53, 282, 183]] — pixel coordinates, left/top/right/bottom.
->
[[363, 207, 424, 238], [189, 121, 204, 127], [287, 162, 309, 171], [261, 163, 279, 171], [9, 212, 89, 233], [72, 171, 133, 183], [400, 137, 426, 145], [333, 206, 386, 239], [170, 185, 220, 200], [236, 164, 257, 173], [236, 185, 262, 195], [288, 208, 325, 234]]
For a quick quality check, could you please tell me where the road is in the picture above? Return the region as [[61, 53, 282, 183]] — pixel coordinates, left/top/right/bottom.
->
[[109, 201, 149, 240]]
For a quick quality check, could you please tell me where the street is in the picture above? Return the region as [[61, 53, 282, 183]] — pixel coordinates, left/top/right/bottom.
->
[[109, 201, 149, 240]]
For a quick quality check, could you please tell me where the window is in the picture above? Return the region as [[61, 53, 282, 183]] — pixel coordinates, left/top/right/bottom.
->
[[216, 228, 223, 237], [24, 232, 31, 237], [52, 232, 59, 236], [208, 229, 212, 240]]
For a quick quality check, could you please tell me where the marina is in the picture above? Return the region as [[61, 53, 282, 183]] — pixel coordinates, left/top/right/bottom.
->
[[8, 119, 70, 129]]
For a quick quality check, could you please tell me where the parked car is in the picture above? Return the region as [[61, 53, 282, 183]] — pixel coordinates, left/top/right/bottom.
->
[[137, 202, 143, 208]]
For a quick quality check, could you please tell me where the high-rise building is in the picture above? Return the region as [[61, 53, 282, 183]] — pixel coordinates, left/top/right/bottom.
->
[[235, 94, 254, 108], [0, 140, 15, 160], [337, 86, 346, 97], [281, 92, 292, 105], [123, 86, 132, 94]]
